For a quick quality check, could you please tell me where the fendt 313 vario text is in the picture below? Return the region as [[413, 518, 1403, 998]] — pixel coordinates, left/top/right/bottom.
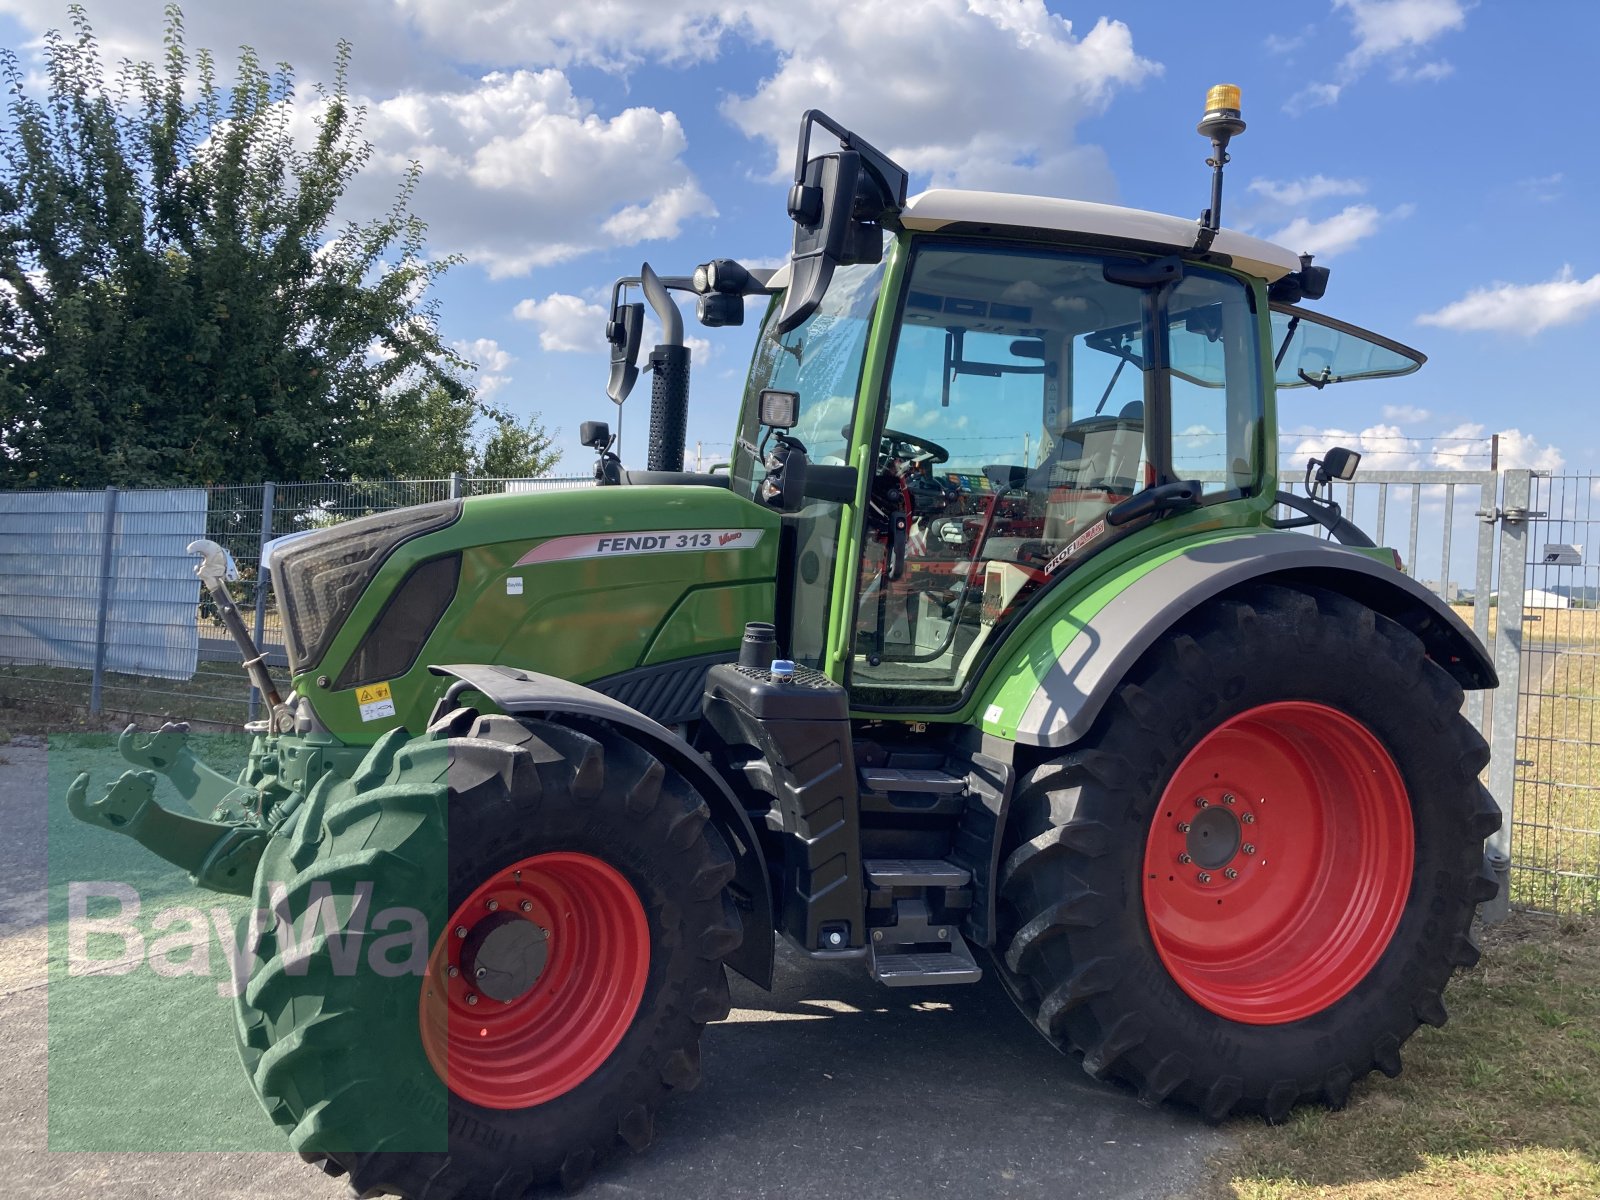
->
[[71, 87, 1500, 1197]]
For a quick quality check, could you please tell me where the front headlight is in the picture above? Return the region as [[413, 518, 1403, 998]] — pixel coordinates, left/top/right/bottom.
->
[[272, 499, 461, 673]]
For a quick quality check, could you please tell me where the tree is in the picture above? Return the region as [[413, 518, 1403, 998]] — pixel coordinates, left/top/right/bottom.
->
[[0, 5, 558, 487]]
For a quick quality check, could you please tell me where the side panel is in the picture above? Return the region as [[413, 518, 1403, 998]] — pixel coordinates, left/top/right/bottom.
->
[[982, 532, 1496, 747], [430, 664, 776, 989]]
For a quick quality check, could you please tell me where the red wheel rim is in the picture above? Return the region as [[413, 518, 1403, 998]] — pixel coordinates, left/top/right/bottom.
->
[[419, 852, 650, 1109], [1141, 701, 1414, 1025]]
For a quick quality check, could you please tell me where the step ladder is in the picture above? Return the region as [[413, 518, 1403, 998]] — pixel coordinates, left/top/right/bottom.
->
[[863, 859, 983, 987]]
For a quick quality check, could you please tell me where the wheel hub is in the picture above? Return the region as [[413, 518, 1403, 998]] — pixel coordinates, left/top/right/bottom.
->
[[460, 912, 550, 1005], [1186, 804, 1241, 870]]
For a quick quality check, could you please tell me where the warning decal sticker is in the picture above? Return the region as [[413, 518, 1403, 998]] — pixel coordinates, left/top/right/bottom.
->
[[355, 681, 396, 722], [515, 528, 765, 566]]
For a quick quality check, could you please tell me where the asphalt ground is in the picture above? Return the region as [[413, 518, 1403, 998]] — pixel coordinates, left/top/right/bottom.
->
[[0, 739, 1224, 1199]]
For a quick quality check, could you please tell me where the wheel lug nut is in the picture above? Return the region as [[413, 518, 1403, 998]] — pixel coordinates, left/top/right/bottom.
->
[[1241, 813, 1256, 825], [1178, 853, 1193, 865], [1197, 872, 1212, 884], [1195, 797, 1209, 808], [446, 965, 460, 979], [476, 966, 488, 979], [1224, 868, 1238, 880], [1176, 821, 1191, 833], [1242, 843, 1256, 856], [520, 900, 533, 913], [466, 993, 479, 1006], [1222, 793, 1236, 805], [454, 925, 468, 939], [485, 899, 499, 912]]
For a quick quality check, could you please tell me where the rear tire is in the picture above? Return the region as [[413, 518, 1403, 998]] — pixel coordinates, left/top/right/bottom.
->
[[235, 708, 742, 1197], [994, 583, 1500, 1121]]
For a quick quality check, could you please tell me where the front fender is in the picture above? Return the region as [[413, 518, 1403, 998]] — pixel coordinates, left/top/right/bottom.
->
[[987, 533, 1495, 749], [429, 663, 775, 989]]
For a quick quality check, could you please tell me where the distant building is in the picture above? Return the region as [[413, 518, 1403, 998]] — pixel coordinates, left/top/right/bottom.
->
[[1523, 588, 1571, 610]]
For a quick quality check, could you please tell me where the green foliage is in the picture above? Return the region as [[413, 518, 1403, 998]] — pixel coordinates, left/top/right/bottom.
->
[[0, 5, 557, 487]]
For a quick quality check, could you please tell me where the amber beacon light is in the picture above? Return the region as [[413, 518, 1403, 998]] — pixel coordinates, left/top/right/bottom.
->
[[1194, 83, 1247, 250]]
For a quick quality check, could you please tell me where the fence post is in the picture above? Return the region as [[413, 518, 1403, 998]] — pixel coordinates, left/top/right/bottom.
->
[[449, 471, 462, 500], [248, 481, 276, 722], [88, 486, 119, 716], [1483, 468, 1532, 922]]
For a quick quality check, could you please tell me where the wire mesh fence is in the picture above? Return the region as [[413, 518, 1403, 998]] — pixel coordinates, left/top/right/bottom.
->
[[1508, 473, 1600, 916], [3, 468, 1597, 917]]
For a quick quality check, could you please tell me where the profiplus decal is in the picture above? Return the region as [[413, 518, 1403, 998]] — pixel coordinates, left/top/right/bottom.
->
[[515, 528, 766, 566]]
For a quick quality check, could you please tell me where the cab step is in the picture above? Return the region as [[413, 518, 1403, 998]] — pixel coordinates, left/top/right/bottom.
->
[[864, 858, 983, 988]]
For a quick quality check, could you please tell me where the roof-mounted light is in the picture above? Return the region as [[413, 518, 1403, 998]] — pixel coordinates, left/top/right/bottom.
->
[[1194, 83, 1246, 253]]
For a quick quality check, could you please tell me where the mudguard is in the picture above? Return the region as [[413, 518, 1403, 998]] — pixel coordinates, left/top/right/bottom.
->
[[999, 533, 1496, 749], [429, 663, 776, 989]]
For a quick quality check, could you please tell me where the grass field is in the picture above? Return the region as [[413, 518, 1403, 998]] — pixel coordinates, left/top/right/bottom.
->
[[1212, 913, 1600, 1200]]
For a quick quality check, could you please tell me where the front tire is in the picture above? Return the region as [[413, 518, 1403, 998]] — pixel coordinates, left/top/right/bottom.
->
[[235, 708, 742, 1196], [995, 583, 1501, 1121]]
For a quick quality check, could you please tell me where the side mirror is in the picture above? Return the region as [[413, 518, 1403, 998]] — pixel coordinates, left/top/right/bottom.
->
[[758, 389, 799, 430], [776, 111, 908, 335], [606, 295, 644, 404], [579, 420, 611, 449]]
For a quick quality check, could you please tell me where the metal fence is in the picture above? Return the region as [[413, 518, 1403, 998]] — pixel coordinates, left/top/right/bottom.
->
[[0, 474, 587, 726], [1502, 472, 1600, 916], [3, 467, 1597, 917]]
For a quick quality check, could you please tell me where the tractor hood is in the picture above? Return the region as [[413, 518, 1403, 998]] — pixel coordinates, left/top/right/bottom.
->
[[282, 486, 781, 741]]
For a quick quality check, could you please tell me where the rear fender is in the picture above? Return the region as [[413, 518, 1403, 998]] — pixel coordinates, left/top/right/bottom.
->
[[429, 664, 775, 989], [994, 533, 1496, 749]]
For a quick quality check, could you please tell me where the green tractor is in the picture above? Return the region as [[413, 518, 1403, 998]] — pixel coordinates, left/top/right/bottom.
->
[[69, 87, 1500, 1197]]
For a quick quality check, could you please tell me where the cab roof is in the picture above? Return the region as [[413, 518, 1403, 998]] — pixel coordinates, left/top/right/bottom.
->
[[897, 189, 1304, 282]]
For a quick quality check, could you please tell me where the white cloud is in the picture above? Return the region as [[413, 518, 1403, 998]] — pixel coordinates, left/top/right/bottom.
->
[[334, 71, 712, 277], [1283, 422, 1562, 475], [1286, 0, 1464, 114], [1285, 82, 1342, 116], [513, 293, 712, 365], [514, 293, 608, 353], [1519, 172, 1565, 203], [1264, 27, 1314, 55], [1392, 59, 1454, 82], [1383, 404, 1431, 424], [1416, 267, 1600, 336], [453, 336, 515, 397], [1428, 423, 1564, 473], [1335, 0, 1465, 72], [1268, 202, 1412, 259], [454, 337, 514, 374], [1249, 175, 1366, 207], [721, 4, 1158, 194]]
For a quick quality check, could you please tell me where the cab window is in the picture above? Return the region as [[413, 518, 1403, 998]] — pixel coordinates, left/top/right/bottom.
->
[[850, 244, 1261, 705]]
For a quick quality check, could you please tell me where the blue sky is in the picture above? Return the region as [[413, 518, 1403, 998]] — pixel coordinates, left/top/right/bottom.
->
[[2, 0, 1595, 477]]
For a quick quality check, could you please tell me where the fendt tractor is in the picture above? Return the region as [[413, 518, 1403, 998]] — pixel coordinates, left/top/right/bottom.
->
[[69, 88, 1501, 1198]]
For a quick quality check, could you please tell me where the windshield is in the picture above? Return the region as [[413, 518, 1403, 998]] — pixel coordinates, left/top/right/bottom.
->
[[1270, 304, 1425, 389], [731, 262, 885, 496]]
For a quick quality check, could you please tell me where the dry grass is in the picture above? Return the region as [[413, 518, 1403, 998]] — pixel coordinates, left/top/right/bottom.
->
[[1451, 604, 1600, 651], [1210, 914, 1600, 1199]]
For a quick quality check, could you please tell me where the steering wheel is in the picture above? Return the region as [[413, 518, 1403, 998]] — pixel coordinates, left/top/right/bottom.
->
[[879, 428, 949, 467]]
